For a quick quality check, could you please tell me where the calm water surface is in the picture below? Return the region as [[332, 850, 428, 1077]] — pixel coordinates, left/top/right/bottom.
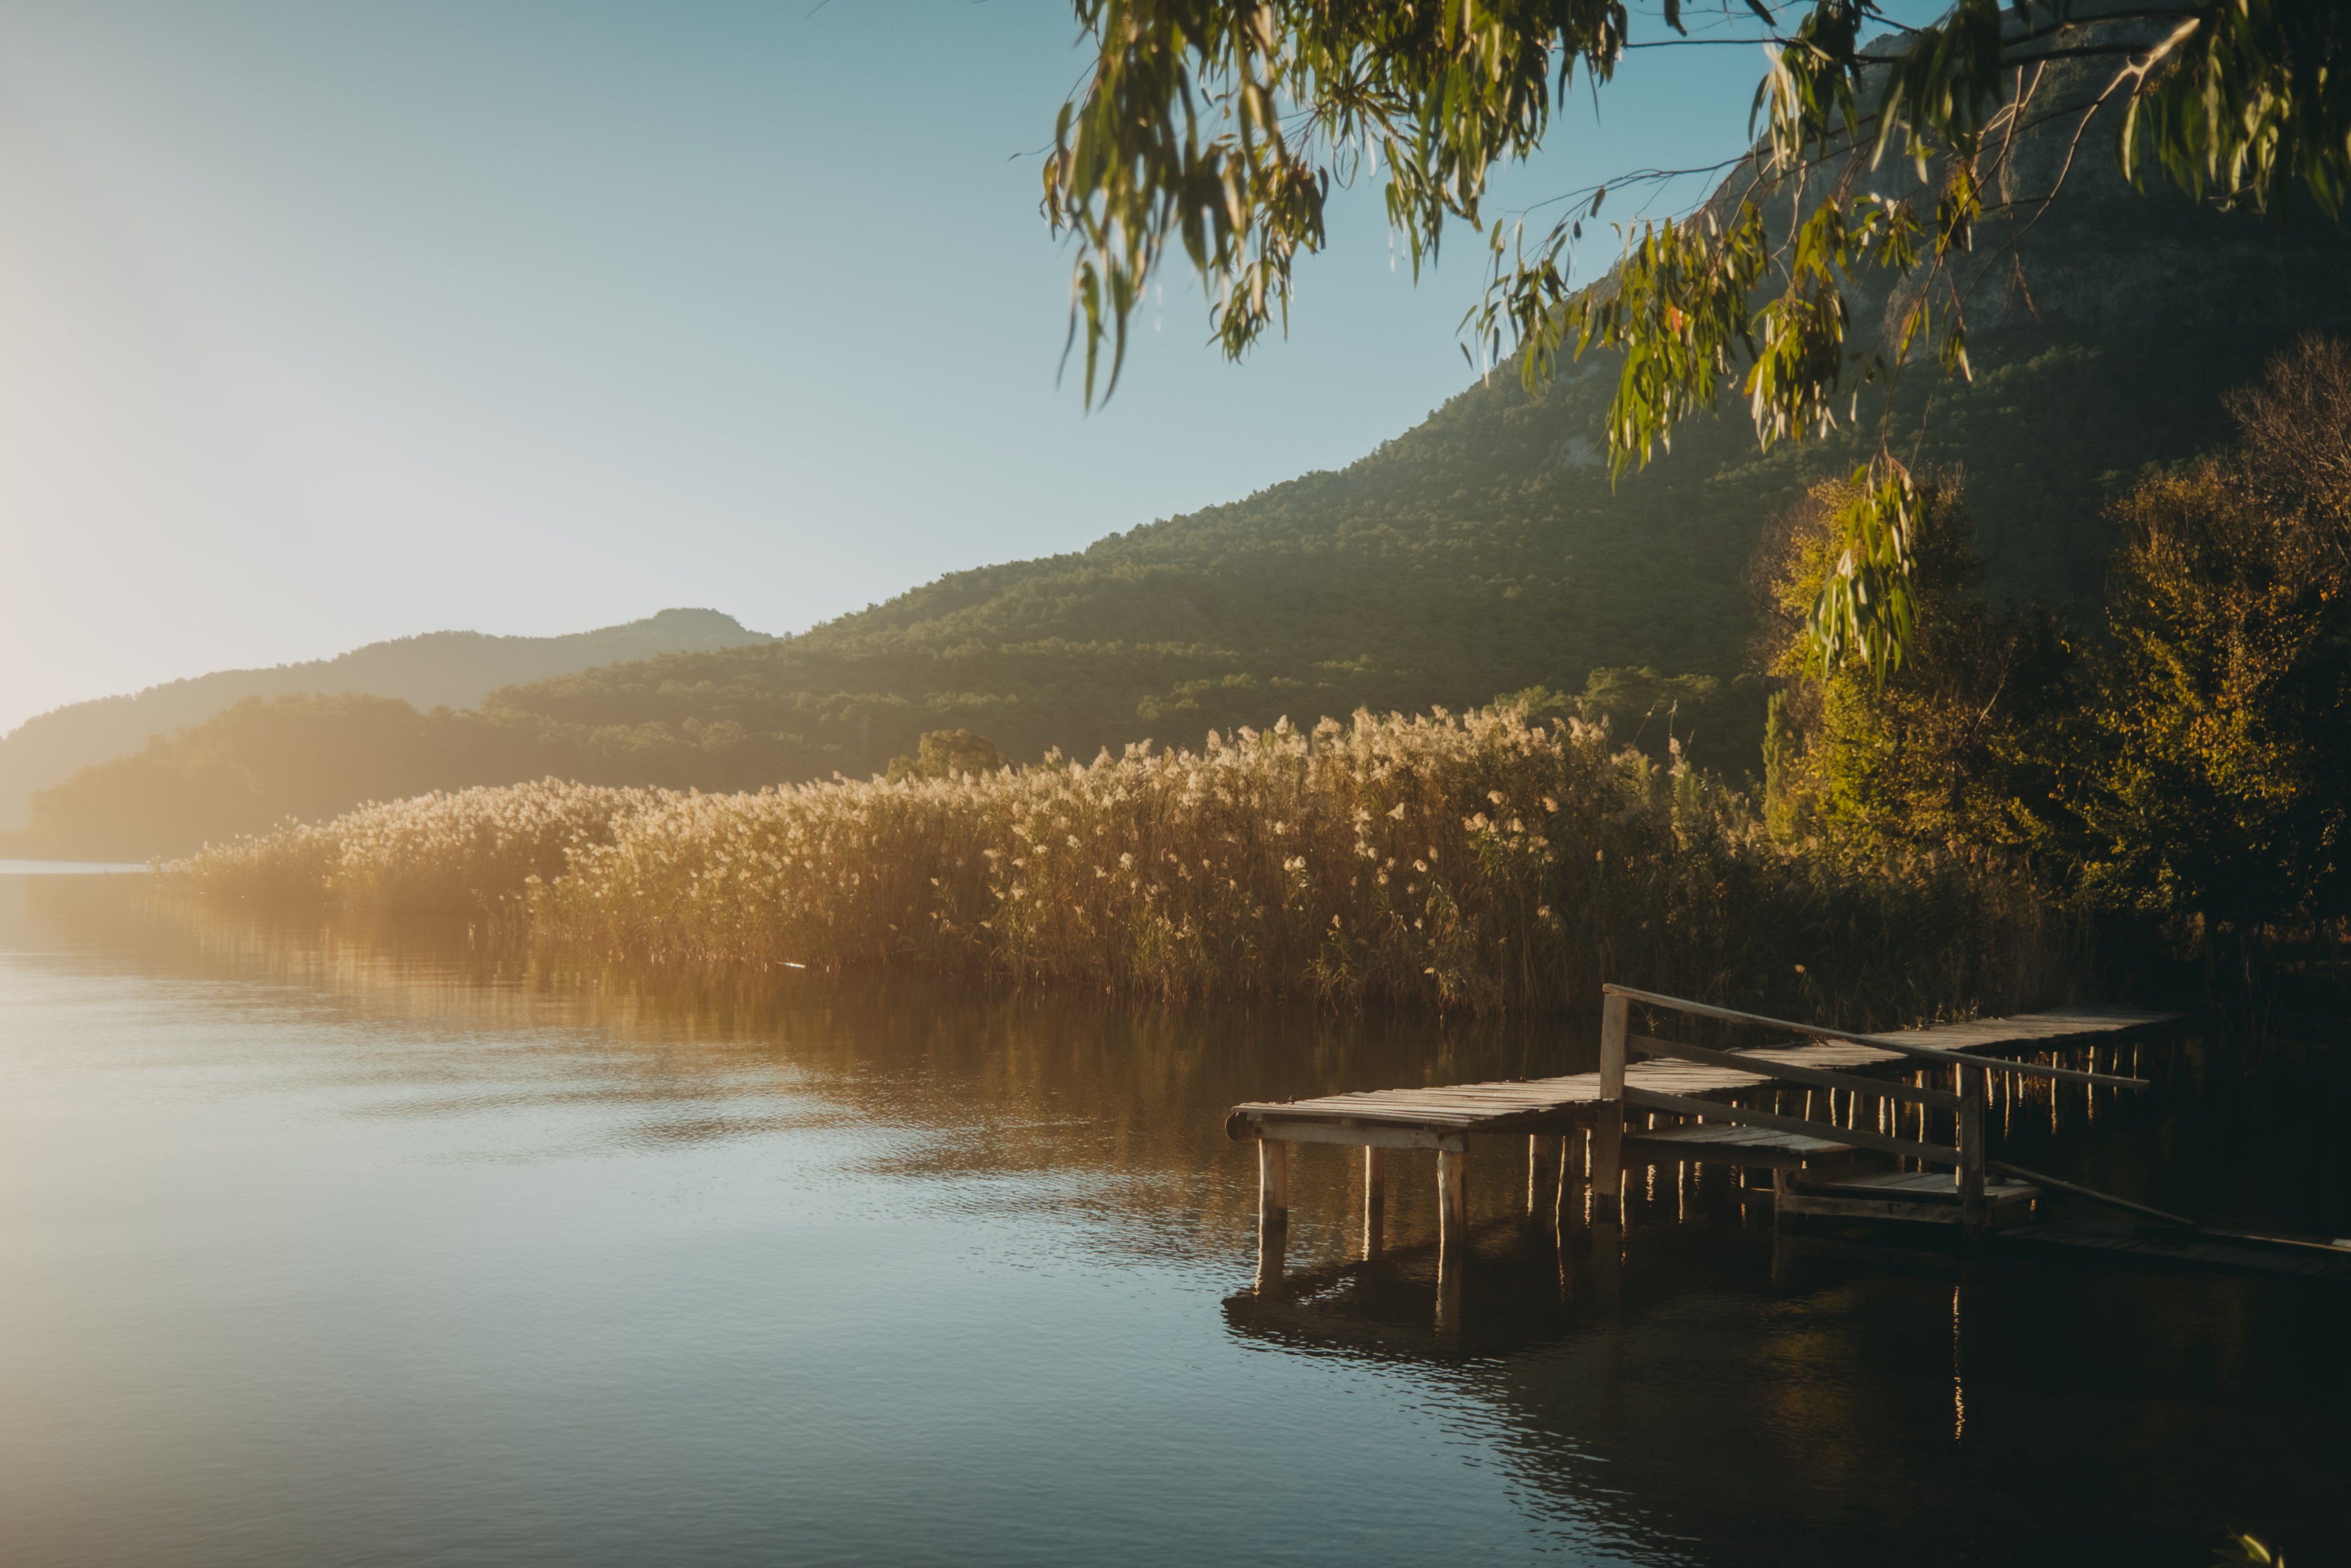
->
[[2, 876, 2345, 1567]]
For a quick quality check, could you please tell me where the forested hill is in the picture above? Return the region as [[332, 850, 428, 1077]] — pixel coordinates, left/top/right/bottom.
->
[[482, 123, 2351, 779], [494, 300, 2348, 773], [29, 161, 2351, 859], [0, 608, 769, 830]]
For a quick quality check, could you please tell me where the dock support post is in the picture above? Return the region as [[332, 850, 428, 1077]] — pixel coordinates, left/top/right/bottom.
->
[[1958, 1066, 1988, 1239], [1526, 1134, 1551, 1227], [1435, 1255, 1464, 1346], [1558, 1127, 1586, 1236], [1437, 1145, 1470, 1262], [1768, 1166, 1796, 1283], [1258, 1136, 1290, 1232], [1436, 1144, 1469, 1342], [1590, 1220, 1621, 1311], [1593, 991, 1627, 1225], [1362, 1146, 1386, 1260], [1255, 1139, 1289, 1291]]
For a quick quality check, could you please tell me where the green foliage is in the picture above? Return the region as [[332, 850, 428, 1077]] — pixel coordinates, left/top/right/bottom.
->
[[2213, 1534, 2284, 1567], [1053, 0, 2351, 431], [1759, 475, 2075, 856], [2124, 0, 2351, 219], [1041, 0, 1630, 402], [1758, 336, 2351, 1011], [1049, 1, 2351, 669], [1762, 688, 1798, 838], [1496, 666, 1767, 775], [2073, 460, 2351, 935], [1802, 461, 1925, 681]]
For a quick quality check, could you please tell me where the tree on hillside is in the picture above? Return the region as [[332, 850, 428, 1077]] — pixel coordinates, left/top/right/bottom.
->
[[2073, 337, 2351, 1016], [1043, 0, 2349, 672], [1753, 472, 2073, 851]]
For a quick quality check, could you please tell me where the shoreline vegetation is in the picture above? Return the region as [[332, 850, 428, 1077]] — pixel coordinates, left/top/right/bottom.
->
[[167, 706, 2068, 1027], [159, 340, 2351, 1032]]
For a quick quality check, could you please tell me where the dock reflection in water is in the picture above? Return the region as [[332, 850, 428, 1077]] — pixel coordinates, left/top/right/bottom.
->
[[1, 875, 2345, 1567]]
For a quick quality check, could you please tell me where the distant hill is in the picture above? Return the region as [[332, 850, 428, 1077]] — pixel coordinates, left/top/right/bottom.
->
[[0, 608, 770, 831], [28, 81, 2351, 860]]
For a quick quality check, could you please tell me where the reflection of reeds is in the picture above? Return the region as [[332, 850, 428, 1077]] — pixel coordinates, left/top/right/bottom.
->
[[169, 709, 2069, 1023]]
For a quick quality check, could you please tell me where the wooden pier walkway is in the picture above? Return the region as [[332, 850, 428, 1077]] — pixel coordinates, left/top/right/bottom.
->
[[1228, 984, 2186, 1304]]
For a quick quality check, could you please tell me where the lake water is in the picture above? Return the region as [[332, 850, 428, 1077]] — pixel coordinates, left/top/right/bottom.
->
[[2, 874, 2345, 1567], [0, 859, 150, 875]]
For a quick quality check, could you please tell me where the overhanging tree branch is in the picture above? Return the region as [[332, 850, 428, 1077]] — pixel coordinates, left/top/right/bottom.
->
[[1043, 0, 2351, 673]]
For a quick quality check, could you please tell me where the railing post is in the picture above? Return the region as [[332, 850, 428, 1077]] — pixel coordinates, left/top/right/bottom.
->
[[1437, 1156, 1467, 1347], [1958, 1067, 1988, 1239], [1593, 990, 1628, 1224]]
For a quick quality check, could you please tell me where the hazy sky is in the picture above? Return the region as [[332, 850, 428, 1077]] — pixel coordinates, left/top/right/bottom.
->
[[0, 1, 1817, 733]]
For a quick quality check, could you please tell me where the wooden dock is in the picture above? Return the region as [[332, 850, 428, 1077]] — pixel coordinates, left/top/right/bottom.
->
[[1998, 1219, 2351, 1282], [1227, 984, 2184, 1305]]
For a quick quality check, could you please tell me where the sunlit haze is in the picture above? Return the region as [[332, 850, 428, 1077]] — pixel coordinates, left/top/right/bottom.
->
[[3, 1, 1798, 733]]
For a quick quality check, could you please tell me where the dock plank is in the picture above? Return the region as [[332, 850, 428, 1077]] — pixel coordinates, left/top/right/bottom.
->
[[1623, 1122, 1855, 1169], [1228, 1004, 2177, 1144]]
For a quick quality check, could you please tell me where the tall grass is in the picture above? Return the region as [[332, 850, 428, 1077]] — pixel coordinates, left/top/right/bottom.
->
[[169, 709, 2074, 1025], [171, 779, 649, 919]]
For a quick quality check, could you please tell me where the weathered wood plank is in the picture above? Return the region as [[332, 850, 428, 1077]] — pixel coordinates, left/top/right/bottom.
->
[[1631, 1034, 1964, 1109], [1603, 983, 2164, 1088], [1622, 1123, 1855, 1171], [1628, 1123, 1855, 1154], [1624, 1086, 1962, 1166], [1240, 1117, 1468, 1152], [1799, 1170, 2036, 1202], [1779, 1194, 1967, 1224], [1985, 1159, 2197, 1228], [1227, 997, 2172, 1163]]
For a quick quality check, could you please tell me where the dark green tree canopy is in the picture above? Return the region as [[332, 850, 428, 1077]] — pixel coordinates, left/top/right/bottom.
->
[[1044, 0, 2349, 670]]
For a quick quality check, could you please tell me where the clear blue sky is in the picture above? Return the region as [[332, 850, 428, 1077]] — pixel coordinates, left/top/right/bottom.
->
[[0, 1, 1860, 733]]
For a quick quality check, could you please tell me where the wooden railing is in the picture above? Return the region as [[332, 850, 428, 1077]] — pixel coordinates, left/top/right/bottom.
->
[[1591, 984, 2150, 1237]]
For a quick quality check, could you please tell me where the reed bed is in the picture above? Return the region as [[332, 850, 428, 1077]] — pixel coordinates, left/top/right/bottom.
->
[[169, 709, 2072, 1024], [171, 780, 650, 919]]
